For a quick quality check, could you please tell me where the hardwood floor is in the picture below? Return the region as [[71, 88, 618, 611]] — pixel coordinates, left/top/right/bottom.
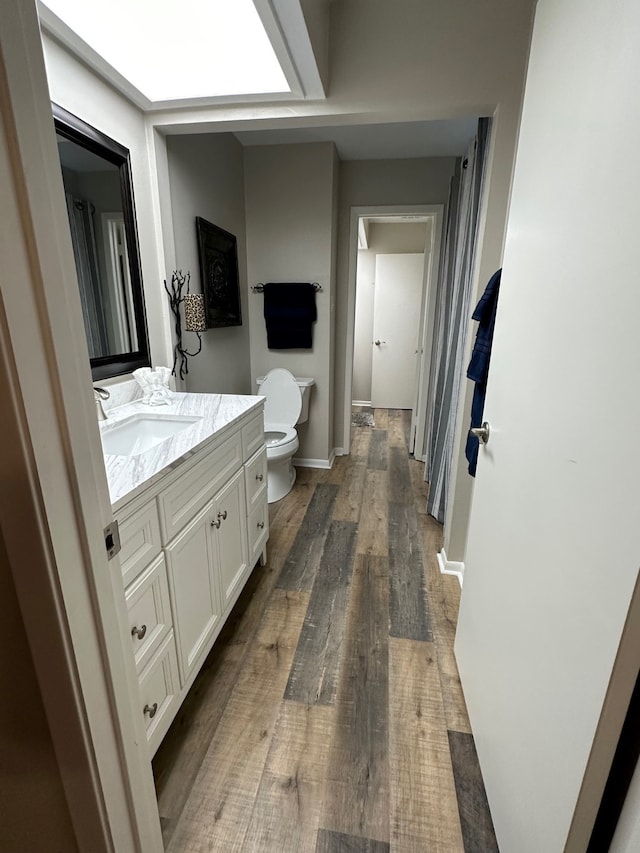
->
[[153, 409, 498, 852]]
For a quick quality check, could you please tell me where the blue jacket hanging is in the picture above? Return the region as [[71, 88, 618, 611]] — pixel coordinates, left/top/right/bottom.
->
[[465, 269, 501, 476]]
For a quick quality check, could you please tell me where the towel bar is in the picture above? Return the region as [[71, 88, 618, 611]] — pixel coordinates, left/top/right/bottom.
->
[[251, 282, 322, 292]]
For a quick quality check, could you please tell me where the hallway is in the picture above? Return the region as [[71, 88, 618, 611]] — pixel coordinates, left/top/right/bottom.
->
[[152, 409, 497, 852]]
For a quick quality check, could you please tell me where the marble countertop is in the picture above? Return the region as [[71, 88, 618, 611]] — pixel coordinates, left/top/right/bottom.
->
[[101, 392, 264, 512]]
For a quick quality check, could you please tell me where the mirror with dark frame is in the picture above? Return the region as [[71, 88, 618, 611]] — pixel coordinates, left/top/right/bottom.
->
[[53, 104, 150, 381]]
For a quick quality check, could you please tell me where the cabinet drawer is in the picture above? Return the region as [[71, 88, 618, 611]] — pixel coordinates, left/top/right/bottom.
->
[[138, 631, 180, 757], [247, 501, 269, 567], [244, 446, 268, 512], [125, 554, 172, 674], [242, 412, 264, 461], [118, 501, 162, 588], [158, 432, 242, 542]]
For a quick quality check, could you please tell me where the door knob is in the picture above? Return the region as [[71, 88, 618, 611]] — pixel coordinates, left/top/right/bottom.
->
[[470, 421, 491, 445], [374, 340, 387, 346], [131, 624, 147, 641]]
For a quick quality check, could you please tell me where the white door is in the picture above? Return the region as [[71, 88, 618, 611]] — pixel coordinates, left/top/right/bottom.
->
[[371, 253, 424, 408], [455, 2, 640, 852]]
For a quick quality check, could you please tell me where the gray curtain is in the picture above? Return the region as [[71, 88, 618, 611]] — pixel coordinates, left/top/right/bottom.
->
[[424, 117, 491, 523], [65, 192, 109, 358]]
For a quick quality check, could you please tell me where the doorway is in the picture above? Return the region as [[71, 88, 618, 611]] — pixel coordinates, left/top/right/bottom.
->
[[344, 205, 444, 460]]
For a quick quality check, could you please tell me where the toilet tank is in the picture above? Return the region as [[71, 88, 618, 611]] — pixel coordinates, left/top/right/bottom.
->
[[256, 375, 315, 424]]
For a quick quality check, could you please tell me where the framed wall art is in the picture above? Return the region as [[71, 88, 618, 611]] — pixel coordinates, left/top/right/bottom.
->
[[195, 216, 242, 328]]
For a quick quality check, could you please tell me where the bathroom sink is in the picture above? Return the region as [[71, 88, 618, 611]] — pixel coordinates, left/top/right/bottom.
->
[[101, 413, 202, 456]]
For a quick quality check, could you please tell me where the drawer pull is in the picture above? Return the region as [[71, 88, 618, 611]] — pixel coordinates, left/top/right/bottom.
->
[[257, 521, 265, 529], [256, 473, 264, 482], [143, 702, 158, 719], [131, 624, 147, 641], [211, 518, 221, 529], [218, 510, 228, 522]]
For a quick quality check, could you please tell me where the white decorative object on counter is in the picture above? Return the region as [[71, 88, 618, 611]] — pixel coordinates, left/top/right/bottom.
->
[[133, 366, 173, 406]]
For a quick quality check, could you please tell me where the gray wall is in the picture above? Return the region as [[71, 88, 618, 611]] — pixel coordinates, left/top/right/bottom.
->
[[353, 221, 429, 404], [167, 133, 251, 394], [335, 157, 456, 451], [299, 0, 331, 90], [245, 142, 338, 464]]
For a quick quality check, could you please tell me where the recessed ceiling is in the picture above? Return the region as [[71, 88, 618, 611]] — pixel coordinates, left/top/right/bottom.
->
[[234, 117, 478, 160], [40, 0, 290, 102]]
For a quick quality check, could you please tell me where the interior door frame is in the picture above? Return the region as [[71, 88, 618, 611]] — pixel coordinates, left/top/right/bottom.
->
[[0, 0, 162, 848], [343, 204, 444, 459]]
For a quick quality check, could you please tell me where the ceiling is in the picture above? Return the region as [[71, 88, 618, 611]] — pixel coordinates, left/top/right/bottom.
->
[[40, 0, 479, 162], [234, 116, 478, 161], [39, 0, 289, 103]]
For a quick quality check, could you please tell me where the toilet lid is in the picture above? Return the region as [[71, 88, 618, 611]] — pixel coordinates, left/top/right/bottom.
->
[[259, 368, 302, 426]]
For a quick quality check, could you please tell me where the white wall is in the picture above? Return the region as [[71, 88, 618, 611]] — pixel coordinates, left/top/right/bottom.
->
[[353, 222, 429, 403], [166, 134, 251, 394], [42, 36, 172, 379], [244, 142, 338, 464], [335, 158, 455, 449]]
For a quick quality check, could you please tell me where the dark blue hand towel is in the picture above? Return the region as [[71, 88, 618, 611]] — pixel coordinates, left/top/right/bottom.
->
[[263, 282, 317, 349], [465, 269, 501, 476]]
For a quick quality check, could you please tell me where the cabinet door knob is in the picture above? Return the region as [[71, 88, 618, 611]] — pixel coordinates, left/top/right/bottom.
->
[[256, 473, 264, 482], [257, 521, 265, 529], [131, 624, 147, 640], [143, 702, 158, 719], [218, 510, 228, 521], [211, 518, 221, 529]]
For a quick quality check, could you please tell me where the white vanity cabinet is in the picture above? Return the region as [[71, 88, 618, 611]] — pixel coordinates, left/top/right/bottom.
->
[[164, 465, 249, 684], [112, 404, 266, 756]]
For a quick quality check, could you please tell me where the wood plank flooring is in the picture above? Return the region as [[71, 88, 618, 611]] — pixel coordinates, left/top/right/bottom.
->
[[153, 408, 498, 852]]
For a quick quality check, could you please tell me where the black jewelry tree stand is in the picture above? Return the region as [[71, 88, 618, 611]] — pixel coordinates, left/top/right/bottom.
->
[[164, 270, 205, 381]]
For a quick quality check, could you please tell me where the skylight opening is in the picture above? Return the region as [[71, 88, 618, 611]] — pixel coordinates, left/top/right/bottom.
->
[[42, 0, 291, 102]]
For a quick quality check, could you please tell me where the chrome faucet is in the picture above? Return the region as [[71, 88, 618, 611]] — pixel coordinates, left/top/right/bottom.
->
[[94, 386, 110, 421]]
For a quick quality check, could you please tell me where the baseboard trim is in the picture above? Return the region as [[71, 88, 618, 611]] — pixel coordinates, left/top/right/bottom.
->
[[334, 447, 346, 457], [294, 450, 335, 470], [352, 400, 372, 407], [437, 548, 464, 587]]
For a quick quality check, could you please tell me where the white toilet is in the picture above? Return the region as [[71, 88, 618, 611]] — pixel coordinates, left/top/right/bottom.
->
[[256, 369, 314, 503]]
